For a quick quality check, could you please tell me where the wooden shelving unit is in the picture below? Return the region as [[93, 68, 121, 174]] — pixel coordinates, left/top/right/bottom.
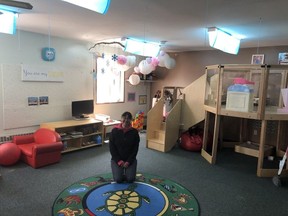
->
[[40, 119, 104, 153], [202, 64, 288, 177]]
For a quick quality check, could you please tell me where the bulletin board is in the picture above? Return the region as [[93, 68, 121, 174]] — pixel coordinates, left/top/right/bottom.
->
[[1, 64, 67, 129]]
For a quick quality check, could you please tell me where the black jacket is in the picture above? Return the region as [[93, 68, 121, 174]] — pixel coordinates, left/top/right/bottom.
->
[[109, 126, 140, 164]]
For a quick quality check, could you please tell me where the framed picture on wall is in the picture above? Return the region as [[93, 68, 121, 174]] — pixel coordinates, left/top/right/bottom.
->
[[278, 53, 288, 65], [39, 96, 49, 105], [28, 97, 38, 106], [139, 95, 147, 105], [127, 92, 136, 102], [251, 54, 265, 64]]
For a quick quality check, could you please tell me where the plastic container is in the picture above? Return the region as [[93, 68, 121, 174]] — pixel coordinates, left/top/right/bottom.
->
[[96, 135, 102, 144], [226, 84, 254, 112]]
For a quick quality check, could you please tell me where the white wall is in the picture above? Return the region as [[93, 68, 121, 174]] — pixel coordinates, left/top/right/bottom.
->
[[0, 31, 150, 137]]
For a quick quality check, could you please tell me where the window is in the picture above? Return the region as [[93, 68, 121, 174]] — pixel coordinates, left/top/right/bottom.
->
[[95, 55, 125, 104]]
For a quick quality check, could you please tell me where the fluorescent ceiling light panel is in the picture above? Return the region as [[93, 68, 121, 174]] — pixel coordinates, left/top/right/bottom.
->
[[124, 38, 160, 57], [61, 0, 110, 14], [208, 27, 240, 55], [0, 9, 17, 34]]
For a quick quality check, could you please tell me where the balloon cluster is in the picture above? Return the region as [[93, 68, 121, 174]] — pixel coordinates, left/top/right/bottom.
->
[[128, 51, 176, 85], [157, 51, 176, 70], [134, 51, 176, 75], [116, 55, 137, 71]]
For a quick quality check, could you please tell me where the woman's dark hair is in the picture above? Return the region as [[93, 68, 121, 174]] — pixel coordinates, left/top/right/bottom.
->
[[121, 111, 132, 120]]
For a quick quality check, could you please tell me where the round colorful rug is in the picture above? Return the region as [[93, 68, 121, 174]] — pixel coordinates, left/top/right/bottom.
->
[[52, 173, 200, 216]]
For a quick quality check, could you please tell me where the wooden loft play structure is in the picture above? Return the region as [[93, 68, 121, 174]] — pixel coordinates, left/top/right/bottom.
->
[[146, 64, 288, 178], [201, 64, 288, 177]]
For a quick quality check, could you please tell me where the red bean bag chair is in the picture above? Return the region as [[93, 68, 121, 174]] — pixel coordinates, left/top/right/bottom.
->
[[0, 142, 21, 166], [180, 131, 203, 152]]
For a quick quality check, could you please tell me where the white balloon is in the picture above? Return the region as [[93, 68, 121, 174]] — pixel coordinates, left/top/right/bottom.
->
[[158, 52, 169, 67], [134, 66, 140, 73], [139, 60, 154, 75], [128, 74, 140, 85], [165, 58, 176, 69], [126, 56, 136, 67]]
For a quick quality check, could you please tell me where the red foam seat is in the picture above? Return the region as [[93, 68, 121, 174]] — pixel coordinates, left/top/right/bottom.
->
[[13, 128, 63, 168], [0, 142, 21, 166]]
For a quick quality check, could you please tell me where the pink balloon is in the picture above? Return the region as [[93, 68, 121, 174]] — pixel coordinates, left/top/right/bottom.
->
[[151, 57, 159, 67], [117, 55, 127, 65]]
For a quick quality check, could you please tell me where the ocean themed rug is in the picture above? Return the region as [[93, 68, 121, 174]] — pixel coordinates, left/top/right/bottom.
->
[[52, 173, 200, 216]]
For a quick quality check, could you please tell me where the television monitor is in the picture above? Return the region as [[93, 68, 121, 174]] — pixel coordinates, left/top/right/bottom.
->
[[72, 99, 94, 119]]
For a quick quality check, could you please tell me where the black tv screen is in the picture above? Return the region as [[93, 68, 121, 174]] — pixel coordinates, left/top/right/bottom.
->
[[72, 100, 94, 119]]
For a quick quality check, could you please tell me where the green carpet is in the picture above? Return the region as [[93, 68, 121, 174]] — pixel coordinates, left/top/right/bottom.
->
[[52, 173, 200, 216]]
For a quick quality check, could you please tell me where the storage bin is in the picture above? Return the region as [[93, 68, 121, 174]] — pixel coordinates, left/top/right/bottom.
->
[[226, 84, 254, 112]]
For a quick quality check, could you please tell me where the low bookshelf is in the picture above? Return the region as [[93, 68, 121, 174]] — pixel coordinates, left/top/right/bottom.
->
[[40, 119, 104, 153]]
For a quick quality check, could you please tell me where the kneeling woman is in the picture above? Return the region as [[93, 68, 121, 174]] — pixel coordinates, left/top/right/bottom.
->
[[109, 112, 140, 183]]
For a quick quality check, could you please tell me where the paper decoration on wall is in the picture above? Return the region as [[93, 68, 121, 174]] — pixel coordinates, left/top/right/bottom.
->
[[41, 47, 56, 61], [97, 54, 136, 72], [111, 54, 118, 61], [22, 65, 64, 82], [96, 55, 125, 103]]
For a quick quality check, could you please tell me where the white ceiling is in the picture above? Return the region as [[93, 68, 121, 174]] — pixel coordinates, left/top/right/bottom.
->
[[5, 0, 288, 52]]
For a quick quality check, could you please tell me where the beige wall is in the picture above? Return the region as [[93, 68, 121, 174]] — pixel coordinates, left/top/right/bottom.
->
[[151, 46, 288, 103], [150, 46, 288, 141], [0, 31, 150, 138], [1, 29, 288, 139]]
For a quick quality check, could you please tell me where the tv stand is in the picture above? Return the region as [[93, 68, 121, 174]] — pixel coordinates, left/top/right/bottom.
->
[[73, 114, 90, 120], [40, 119, 103, 153], [73, 116, 91, 121]]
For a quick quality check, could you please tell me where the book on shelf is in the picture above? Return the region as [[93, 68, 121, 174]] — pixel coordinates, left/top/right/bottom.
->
[[69, 131, 83, 135]]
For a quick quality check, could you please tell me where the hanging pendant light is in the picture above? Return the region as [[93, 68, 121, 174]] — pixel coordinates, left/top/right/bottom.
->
[[124, 37, 160, 57], [0, 0, 33, 10], [208, 27, 240, 55], [0, 9, 17, 34], [61, 0, 110, 14]]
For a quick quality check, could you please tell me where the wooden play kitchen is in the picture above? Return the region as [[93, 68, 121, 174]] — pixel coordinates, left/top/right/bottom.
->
[[201, 64, 288, 177]]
